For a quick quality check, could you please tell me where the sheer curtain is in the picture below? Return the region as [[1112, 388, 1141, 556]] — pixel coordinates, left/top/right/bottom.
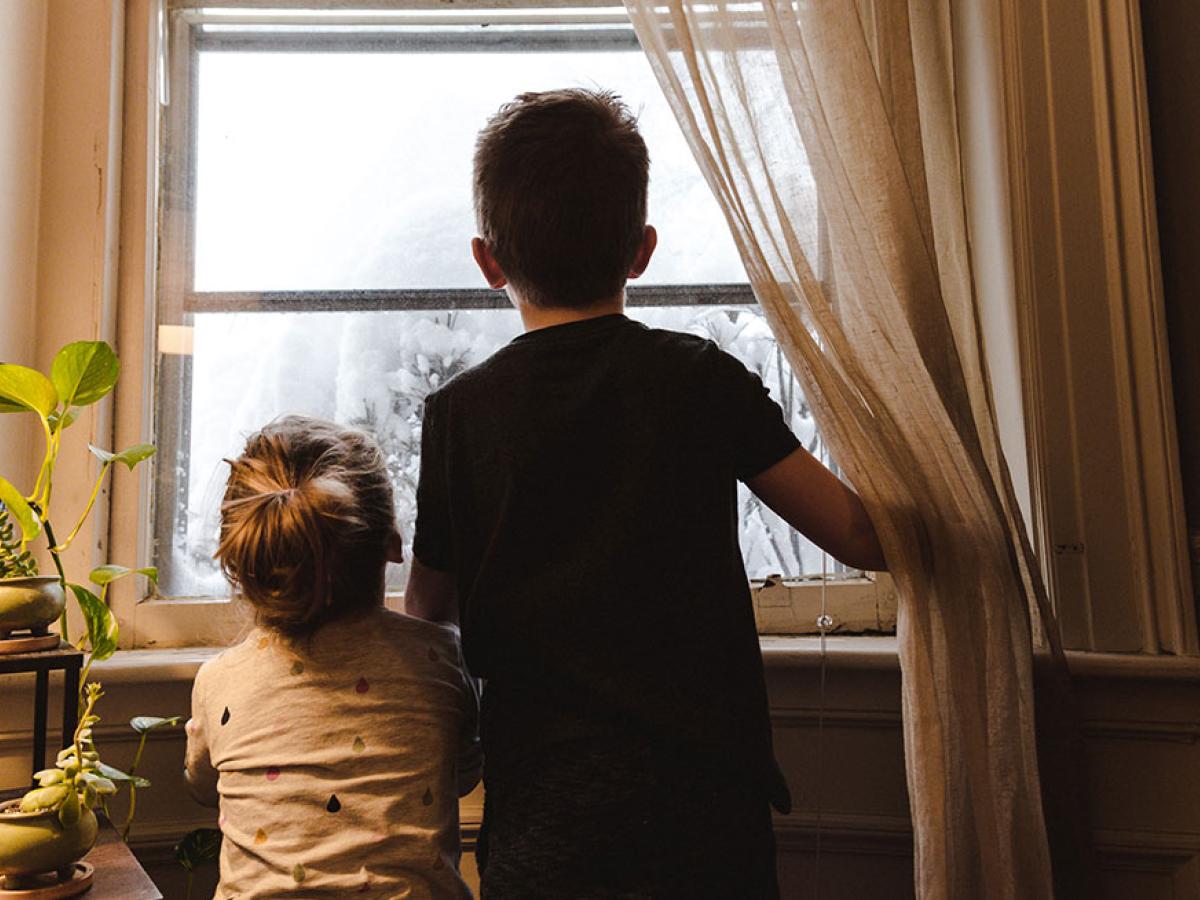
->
[[623, 2, 1062, 897]]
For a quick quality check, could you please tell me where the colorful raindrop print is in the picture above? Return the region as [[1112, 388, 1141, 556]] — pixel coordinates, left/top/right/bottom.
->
[[292, 863, 306, 884], [266, 766, 280, 781], [290, 660, 304, 675], [254, 828, 268, 845], [355, 677, 370, 694], [220, 707, 230, 726], [326, 794, 341, 813], [352, 736, 366, 754], [257, 636, 269, 650], [422, 788, 433, 807]]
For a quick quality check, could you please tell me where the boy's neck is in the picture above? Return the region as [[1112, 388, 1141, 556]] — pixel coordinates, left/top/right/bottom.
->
[[515, 292, 625, 333]]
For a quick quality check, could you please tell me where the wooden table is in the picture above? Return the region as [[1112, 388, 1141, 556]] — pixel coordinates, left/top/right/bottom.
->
[[0, 644, 82, 785], [0, 807, 161, 900], [85, 816, 161, 900]]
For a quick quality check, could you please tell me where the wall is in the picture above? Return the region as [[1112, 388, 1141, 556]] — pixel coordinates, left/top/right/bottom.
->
[[3, 1, 1199, 898], [5, 645, 1200, 898], [1141, 1, 1200, 610], [0, 0, 47, 491]]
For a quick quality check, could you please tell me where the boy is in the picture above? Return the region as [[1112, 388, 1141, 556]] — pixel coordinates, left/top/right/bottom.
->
[[406, 89, 885, 898]]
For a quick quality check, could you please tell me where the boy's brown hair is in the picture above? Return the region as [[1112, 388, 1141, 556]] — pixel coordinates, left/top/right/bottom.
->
[[216, 416, 394, 639], [473, 88, 650, 309]]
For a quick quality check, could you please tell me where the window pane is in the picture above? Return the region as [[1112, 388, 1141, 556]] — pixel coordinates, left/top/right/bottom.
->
[[158, 15, 838, 599], [166, 305, 828, 597], [193, 34, 747, 291]]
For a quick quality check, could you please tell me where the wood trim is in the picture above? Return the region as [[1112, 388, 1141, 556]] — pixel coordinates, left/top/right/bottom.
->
[[995, 0, 1195, 653]]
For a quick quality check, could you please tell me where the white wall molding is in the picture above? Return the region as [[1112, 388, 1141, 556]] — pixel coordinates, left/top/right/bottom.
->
[[1095, 829, 1200, 897], [774, 811, 913, 856], [771, 707, 903, 730], [996, 0, 1196, 654]]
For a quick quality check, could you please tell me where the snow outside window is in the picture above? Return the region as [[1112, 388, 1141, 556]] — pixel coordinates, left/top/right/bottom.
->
[[155, 8, 840, 599]]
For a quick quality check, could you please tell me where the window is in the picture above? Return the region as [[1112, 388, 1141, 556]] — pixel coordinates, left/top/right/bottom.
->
[[149, 2, 856, 626]]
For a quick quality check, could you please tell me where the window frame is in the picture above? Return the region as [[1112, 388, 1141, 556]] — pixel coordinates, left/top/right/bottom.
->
[[110, 0, 875, 648]]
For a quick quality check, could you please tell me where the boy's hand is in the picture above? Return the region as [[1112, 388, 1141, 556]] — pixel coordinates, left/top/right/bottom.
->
[[387, 527, 405, 565], [748, 448, 887, 572]]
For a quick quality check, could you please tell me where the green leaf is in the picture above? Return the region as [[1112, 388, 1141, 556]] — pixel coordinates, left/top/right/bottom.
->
[[0, 482, 40, 543], [88, 564, 158, 588], [130, 715, 182, 734], [94, 760, 150, 789], [19, 783, 69, 814], [79, 772, 116, 795], [57, 787, 80, 826], [174, 828, 222, 872], [34, 769, 65, 787], [88, 564, 130, 586], [68, 583, 119, 661], [88, 443, 156, 471], [51, 341, 119, 409], [0, 364, 57, 418], [48, 408, 78, 432]]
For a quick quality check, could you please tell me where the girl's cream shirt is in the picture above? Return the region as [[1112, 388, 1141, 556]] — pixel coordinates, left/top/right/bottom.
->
[[185, 607, 481, 899]]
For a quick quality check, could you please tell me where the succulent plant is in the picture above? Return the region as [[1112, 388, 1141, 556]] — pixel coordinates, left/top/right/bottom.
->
[[0, 503, 36, 579], [20, 684, 131, 825]]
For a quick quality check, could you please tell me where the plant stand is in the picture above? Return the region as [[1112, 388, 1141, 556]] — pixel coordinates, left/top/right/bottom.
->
[[0, 645, 82, 788]]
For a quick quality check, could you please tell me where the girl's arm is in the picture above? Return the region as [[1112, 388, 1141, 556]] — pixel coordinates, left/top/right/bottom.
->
[[184, 673, 220, 808]]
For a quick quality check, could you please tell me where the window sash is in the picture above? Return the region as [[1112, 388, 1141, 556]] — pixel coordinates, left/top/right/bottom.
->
[[181, 284, 757, 314], [145, 1, 844, 636]]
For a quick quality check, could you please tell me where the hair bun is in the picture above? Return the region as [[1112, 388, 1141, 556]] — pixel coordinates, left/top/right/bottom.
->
[[216, 417, 395, 640]]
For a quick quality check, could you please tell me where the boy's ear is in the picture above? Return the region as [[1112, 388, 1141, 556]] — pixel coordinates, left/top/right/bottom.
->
[[472, 237, 508, 289], [628, 225, 658, 279]]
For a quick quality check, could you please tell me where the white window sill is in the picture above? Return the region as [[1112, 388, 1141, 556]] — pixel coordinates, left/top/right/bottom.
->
[[88, 637, 1200, 683]]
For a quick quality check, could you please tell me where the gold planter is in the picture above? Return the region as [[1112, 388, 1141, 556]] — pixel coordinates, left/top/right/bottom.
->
[[0, 798, 98, 889], [0, 576, 65, 639]]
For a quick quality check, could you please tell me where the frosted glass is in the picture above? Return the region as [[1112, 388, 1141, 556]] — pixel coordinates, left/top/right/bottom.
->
[[193, 45, 748, 292], [168, 306, 828, 596]]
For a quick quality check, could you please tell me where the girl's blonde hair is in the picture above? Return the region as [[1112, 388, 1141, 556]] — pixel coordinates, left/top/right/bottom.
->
[[216, 416, 394, 639]]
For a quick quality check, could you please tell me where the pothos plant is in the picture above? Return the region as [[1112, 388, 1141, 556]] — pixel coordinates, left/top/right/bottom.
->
[[0, 342, 156, 647], [0, 342, 186, 840]]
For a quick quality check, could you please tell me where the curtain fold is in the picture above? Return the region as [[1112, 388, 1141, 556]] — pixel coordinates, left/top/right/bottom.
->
[[623, 2, 1065, 897]]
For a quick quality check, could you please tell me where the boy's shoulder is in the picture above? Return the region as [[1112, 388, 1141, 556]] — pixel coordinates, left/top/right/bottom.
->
[[432, 318, 730, 403]]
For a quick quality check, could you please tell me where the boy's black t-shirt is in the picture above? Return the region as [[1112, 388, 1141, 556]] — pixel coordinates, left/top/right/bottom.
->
[[413, 313, 799, 810]]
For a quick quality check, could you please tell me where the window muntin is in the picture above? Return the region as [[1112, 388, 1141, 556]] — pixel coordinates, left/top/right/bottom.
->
[[155, 6, 839, 600]]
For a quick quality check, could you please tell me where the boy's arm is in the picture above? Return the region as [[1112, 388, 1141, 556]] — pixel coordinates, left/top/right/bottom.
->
[[184, 673, 220, 808], [747, 447, 887, 572], [408, 389, 459, 622], [404, 556, 459, 624]]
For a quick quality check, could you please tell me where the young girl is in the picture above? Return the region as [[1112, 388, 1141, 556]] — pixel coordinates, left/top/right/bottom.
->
[[185, 416, 481, 899]]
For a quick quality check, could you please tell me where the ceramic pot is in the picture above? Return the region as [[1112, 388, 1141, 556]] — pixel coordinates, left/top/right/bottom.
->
[[0, 576, 65, 639], [0, 798, 98, 886]]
